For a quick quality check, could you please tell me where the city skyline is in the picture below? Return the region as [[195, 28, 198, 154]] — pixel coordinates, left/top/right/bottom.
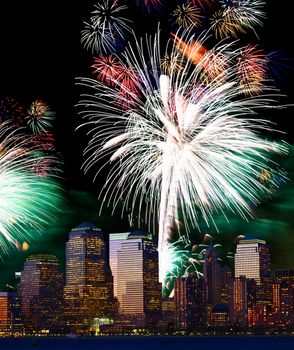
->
[[1, 222, 293, 336]]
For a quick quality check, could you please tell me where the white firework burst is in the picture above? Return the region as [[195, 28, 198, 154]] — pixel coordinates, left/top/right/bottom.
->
[[77, 30, 287, 283], [81, 0, 132, 54]]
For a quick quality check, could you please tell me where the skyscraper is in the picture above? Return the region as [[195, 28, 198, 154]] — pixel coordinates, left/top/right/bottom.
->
[[234, 238, 270, 284], [174, 275, 205, 330], [19, 254, 63, 334], [0, 292, 23, 335], [219, 266, 232, 307], [274, 270, 294, 326], [64, 222, 117, 333], [109, 232, 130, 298], [230, 276, 257, 327], [203, 245, 221, 305], [116, 231, 161, 327]]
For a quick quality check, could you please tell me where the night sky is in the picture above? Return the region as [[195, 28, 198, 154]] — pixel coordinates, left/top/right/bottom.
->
[[0, 0, 293, 288]]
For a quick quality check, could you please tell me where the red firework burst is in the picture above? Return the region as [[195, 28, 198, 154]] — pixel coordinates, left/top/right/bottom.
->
[[237, 45, 268, 95], [91, 55, 123, 86], [117, 67, 141, 110]]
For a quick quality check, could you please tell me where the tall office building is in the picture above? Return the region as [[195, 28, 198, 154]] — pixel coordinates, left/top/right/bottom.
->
[[230, 276, 257, 327], [162, 298, 175, 329], [116, 231, 161, 327], [219, 266, 232, 306], [109, 232, 130, 298], [174, 275, 205, 330], [234, 238, 270, 285], [203, 245, 221, 305], [19, 254, 63, 333], [0, 292, 23, 335], [64, 222, 117, 333], [273, 270, 294, 326]]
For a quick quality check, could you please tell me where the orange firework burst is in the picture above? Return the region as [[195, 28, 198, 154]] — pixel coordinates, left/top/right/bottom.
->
[[172, 33, 207, 65]]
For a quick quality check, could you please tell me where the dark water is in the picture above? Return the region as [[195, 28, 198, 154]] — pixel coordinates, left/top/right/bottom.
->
[[0, 336, 293, 350]]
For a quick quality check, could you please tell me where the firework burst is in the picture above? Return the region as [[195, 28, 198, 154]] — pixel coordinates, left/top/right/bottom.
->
[[81, 20, 115, 54], [0, 123, 62, 253], [173, 2, 203, 29], [220, 0, 266, 36], [91, 54, 123, 86], [237, 44, 268, 96], [78, 31, 287, 285], [91, 0, 131, 40], [116, 66, 141, 110], [210, 9, 246, 39], [160, 53, 183, 75], [26, 100, 55, 133], [81, 0, 131, 53]]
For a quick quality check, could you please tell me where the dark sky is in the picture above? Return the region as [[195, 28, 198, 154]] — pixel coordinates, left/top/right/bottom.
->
[[0, 0, 293, 287]]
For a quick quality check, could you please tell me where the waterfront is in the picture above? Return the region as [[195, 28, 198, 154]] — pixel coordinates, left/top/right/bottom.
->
[[1, 336, 294, 350]]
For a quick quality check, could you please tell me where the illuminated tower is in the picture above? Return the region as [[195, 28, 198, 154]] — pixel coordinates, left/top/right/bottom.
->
[[174, 275, 205, 330], [116, 231, 161, 327], [109, 232, 130, 298], [234, 237, 270, 285], [19, 254, 63, 334], [0, 292, 23, 335], [230, 276, 257, 327], [274, 269, 294, 326], [219, 266, 232, 306], [64, 222, 117, 333]]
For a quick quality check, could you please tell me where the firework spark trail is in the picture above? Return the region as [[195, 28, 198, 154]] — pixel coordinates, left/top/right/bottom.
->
[[78, 30, 287, 285], [0, 123, 62, 253]]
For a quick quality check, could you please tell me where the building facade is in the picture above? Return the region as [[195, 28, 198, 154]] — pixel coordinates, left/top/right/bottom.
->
[[174, 276, 205, 330], [203, 245, 221, 306], [116, 231, 161, 327], [235, 238, 270, 284], [230, 276, 257, 327], [109, 232, 130, 298], [19, 254, 63, 334], [64, 222, 117, 333], [0, 292, 23, 335]]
